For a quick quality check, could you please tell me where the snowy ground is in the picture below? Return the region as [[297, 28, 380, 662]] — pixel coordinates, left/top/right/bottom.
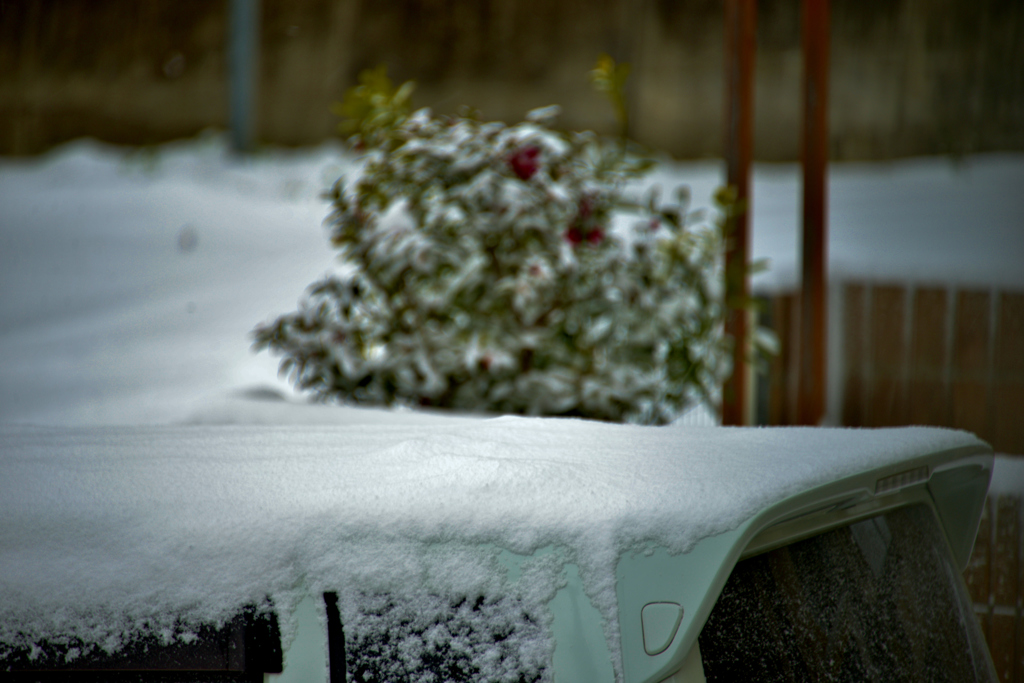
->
[[1, 134, 1022, 429]]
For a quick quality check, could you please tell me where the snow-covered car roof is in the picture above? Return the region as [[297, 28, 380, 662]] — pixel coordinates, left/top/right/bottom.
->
[[0, 417, 990, 681]]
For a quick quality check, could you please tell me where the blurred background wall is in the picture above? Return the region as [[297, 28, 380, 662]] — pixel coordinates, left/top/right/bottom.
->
[[2, 0, 1022, 159]]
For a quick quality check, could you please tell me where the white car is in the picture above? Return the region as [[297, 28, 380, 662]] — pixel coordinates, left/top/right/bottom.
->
[[0, 417, 996, 682]]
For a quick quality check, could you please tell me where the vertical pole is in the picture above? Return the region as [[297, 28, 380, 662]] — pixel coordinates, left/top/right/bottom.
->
[[229, 0, 260, 153], [323, 592, 347, 683], [722, 0, 756, 426], [798, 0, 829, 425]]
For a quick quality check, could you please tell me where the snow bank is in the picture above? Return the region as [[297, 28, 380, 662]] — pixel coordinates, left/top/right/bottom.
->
[[0, 135, 356, 426], [648, 154, 1024, 292], [0, 419, 983, 671], [991, 455, 1024, 497], [2, 137, 1021, 427]]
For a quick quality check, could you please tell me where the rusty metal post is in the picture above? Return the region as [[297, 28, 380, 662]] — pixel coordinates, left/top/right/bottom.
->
[[797, 0, 830, 425], [722, 0, 756, 425]]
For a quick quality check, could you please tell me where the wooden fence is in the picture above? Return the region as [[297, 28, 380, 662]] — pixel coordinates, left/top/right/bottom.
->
[[967, 493, 1024, 682], [764, 282, 1024, 454], [763, 281, 1024, 680]]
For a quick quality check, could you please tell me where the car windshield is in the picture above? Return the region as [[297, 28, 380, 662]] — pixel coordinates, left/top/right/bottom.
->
[[698, 504, 996, 682]]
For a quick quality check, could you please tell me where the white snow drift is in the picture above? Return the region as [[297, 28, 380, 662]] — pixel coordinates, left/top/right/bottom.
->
[[0, 420, 983, 665]]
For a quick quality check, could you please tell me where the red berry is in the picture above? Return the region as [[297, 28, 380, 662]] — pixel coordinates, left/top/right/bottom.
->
[[586, 227, 605, 245], [509, 146, 541, 180], [565, 227, 584, 245]]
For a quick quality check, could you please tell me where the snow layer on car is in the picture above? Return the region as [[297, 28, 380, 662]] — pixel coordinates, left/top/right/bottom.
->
[[0, 419, 983, 677]]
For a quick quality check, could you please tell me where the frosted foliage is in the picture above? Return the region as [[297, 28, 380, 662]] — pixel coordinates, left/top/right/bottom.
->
[[254, 107, 728, 424]]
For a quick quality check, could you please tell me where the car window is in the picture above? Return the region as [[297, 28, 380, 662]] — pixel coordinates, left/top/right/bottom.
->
[[697, 504, 996, 682], [0, 604, 281, 682], [336, 589, 549, 683]]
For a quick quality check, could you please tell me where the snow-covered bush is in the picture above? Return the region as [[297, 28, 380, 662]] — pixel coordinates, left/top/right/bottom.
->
[[254, 69, 732, 424]]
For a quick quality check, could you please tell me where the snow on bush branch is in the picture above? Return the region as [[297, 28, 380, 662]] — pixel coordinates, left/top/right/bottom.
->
[[254, 62, 750, 424]]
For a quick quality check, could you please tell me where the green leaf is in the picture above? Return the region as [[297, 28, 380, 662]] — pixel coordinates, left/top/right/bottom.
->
[[332, 65, 416, 150], [589, 53, 631, 140]]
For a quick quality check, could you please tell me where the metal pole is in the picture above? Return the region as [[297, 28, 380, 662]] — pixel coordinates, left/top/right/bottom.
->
[[722, 0, 756, 426], [797, 0, 830, 425], [229, 0, 260, 153]]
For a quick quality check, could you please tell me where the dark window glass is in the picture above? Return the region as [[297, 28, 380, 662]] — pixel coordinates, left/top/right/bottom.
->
[[0, 604, 280, 683], [341, 591, 548, 683], [698, 505, 996, 682]]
